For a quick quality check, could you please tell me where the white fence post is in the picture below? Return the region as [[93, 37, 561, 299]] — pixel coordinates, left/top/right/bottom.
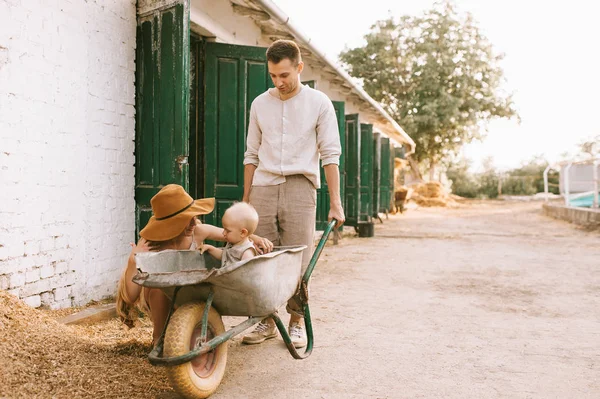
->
[[593, 159, 599, 209], [564, 163, 573, 207]]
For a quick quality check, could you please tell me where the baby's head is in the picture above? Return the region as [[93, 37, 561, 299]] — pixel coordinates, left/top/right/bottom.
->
[[221, 202, 259, 244]]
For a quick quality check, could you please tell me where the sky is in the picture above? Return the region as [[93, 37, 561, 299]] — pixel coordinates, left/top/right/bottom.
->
[[272, 0, 600, 172]]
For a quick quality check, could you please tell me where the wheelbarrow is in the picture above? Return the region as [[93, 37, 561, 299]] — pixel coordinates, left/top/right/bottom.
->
[[393, 188, 411, 214], [132, 219, 338, 399]]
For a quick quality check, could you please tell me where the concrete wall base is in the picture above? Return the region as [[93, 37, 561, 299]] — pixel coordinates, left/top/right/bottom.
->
[[542, 203, 600, 229]]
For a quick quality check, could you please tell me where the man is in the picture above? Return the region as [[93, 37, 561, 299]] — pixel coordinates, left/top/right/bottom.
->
[[242, 40, 345, 348]]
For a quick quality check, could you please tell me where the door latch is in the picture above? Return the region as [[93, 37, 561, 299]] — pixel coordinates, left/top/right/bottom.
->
[[175, 155, 188, 172]]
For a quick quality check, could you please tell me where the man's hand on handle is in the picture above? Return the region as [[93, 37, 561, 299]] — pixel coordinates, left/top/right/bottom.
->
[[328, 202, 345, 228]]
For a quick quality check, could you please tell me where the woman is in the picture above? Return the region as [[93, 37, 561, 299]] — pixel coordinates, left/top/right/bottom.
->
[[116, 184, 273, 344]]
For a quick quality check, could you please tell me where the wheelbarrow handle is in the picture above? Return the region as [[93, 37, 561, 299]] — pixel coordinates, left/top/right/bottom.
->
[[301, 218, 338, 284]]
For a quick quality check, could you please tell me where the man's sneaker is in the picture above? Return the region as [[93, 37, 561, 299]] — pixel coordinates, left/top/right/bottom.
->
[[288, 322, 307, 348], [242, 321, 278, 345]]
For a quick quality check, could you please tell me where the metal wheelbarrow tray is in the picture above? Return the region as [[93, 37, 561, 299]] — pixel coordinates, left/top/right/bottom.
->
[[134, 245, 305, 317], [131, 220, 337, 399]]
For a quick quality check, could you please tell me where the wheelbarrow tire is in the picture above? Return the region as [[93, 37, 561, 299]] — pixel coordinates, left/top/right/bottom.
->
[[163, 301, 228, 399]]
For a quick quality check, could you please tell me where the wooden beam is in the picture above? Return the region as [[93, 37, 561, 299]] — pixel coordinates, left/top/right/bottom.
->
[[328, 80, 352, 94], [321, 69, 347, 85], [302, 53, 320, 62], [359, 103, 373, 113], [231, 3, 271, 21], [58, 303, 117, 325], [266, 34, 295, 41], [322, 70, 338, 79], [312, 60, 328, 69], [349, 93, 362, 103], [338, 87, 354, 96], [333, 228, 340, 245], [299, 46, 312, 57], [261, 24, 294, 38]]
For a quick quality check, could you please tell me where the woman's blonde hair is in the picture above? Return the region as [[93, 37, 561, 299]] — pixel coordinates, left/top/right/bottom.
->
[[115, 238, 174, 328], [116, 267, 151, 328]]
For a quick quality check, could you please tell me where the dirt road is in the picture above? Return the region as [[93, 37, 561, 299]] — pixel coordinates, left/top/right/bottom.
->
[[206, 200, 599, 399]]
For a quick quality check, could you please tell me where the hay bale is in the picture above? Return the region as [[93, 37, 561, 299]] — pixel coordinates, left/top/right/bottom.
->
[[409, 181, 458, 207], [426, 182, 445, 197], [414, 197, 451, 207], [412, 182, 447, 198]]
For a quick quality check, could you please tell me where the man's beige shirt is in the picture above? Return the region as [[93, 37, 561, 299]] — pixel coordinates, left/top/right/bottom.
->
[[243, 84, 341, 189]]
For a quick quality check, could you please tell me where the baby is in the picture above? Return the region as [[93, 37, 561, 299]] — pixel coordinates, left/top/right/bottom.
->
[[201, 202, 259, 266]]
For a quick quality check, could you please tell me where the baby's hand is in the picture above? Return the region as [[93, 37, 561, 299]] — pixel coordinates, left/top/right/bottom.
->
[[200, 244, 214, 254]]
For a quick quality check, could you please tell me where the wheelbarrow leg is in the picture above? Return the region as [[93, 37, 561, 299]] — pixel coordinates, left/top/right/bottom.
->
[[270, 304, 314, 360], [274, 219, 337, 360]]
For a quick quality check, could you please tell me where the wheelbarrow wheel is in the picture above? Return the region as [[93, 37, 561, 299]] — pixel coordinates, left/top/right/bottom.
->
[[163, 301, 228, 399]]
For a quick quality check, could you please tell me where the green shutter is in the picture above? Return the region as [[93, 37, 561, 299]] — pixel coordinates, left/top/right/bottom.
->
[[344, 114, 360, 227], [379, 137, 392, 213], [372, 132, 382, 217], [135, 2, 190, 237], [315, 100, 345, 230], [359, 123, 374, 223]]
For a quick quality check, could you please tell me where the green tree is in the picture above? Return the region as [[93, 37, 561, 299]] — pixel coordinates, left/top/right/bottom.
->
[[339, 0, 518, 179], [447, 155, 559, 199], [504, 156, 559, 194], [446, 157, 479, 198], [578, 135, 599, 159], [478, 157, 500, 198]]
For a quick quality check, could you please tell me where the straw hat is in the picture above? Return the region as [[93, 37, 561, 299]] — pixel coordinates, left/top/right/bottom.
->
[[139, 184, 215, 241]]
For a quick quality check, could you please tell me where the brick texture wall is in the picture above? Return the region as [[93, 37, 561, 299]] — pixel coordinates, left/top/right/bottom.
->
[[0, 0, 137, 308]]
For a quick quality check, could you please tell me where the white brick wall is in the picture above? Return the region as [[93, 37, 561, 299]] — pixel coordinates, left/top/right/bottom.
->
[[0, 0, 137, 307]]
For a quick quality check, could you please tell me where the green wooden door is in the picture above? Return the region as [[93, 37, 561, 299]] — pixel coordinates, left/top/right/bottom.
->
[[379, 137, 392, 213], [372, 132, 381, 217], [135, 2, 190, 236], [344, 114, 360, 227], [203, 42, 271, 227], [302, 81, 326, 229], [315, 101, 346, 230], [359, 123, 373, 223], [334, 101, 346, 227], [391, 144, 396, 195]]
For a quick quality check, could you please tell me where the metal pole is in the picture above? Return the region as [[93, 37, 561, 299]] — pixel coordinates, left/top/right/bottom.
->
[[593, 159, 599, 209], [543, 165, 551, 202], [564, 163, 573, 207]]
